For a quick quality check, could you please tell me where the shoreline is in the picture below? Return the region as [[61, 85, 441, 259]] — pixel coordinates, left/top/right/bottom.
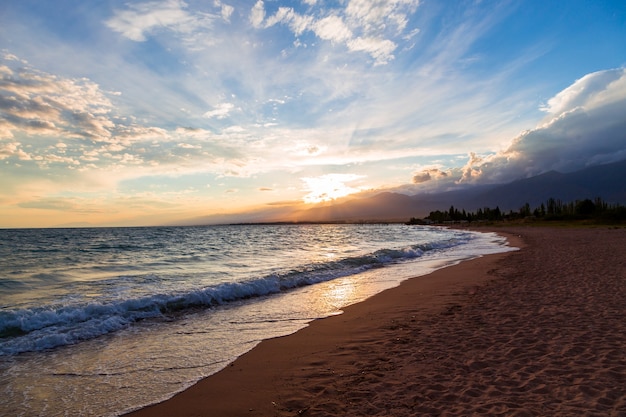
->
[[125, 227, 626, 416]]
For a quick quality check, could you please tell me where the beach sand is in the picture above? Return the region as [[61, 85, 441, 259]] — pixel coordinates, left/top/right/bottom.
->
[[126, 227, 626, 416]]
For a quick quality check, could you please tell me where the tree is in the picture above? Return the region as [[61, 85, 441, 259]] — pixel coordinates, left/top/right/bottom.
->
[[493, 206, 502, 220], [520, 202, 531, 217], [575, 199, 596, 217]]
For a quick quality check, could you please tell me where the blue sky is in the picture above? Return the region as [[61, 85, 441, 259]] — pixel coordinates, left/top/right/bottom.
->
[[1, 0, 625, 227]]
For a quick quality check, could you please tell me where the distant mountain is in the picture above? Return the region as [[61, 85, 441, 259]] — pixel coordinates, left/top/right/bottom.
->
[[175, 159, 626, 225], [291, 159, 626, 222], [171, 204, 298, 226], [287, 192, 422, 223], [461, 158, 626, 211]]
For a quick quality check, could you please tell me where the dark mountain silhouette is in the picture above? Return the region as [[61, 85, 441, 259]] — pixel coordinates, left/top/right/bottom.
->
[[462, 158, 626, 211], [173, 159, 626, 225], [292, 159, 626, 221], [288, 192, 421, 222]]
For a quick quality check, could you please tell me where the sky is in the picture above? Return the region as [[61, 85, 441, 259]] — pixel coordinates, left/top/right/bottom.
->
[[1, 0, 625, 227]]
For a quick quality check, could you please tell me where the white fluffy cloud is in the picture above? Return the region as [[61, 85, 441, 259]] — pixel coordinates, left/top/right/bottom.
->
[[106, 0, 198, 41], [486, 68, 626, 176], [412, 68, 626, 188], [265, 7, 313, 35], [105, 0, 229, 43], [104, 0, 420, 66], [0, 63, 115, 141], [216, 1, 234, 22], [255, 0, 420, 64], [539, 69, 625, 116], [345, 0, 416, 34], [0, 141, 31, 160], [249, 0, 266, 28], [203, 102, 236, 119], [313, 16, 353, 43], [347, 37, 396, 65]]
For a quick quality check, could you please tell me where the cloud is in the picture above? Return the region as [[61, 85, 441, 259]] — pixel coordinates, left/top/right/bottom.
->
[[451, 68, 626, 186], [264, 7, 314, 36], [345, 0, 417, 34], [0, 141, 31, 160], [411, 171, 431, 184], [177, 142, 200, 149], [346, 37, 396, 65], [254, 0, 420, 64], [0, 61, 115, 140], [540, 69, 625, 116], [0, 65, 13, 76], [313, 16, 353, 43], [215, 1, 234, 22], [18, 197, 81, 211], [250, 0, 266, 28], [105, 0, 202, 42], [398, 68, 626, 194], [203, 102, 236, 119], [412, 168, 448, 184], [510, 69, 625, 167], [0, 55, 264, 187], [290, 141, 326, 157]]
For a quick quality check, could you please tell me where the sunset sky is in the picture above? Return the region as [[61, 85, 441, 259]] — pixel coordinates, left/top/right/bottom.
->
[[1, 0, 626, 227]]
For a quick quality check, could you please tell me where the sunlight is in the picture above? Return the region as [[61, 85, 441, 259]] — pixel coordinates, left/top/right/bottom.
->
[[301, 174, 366, 204], [322, 280, 357, 310]]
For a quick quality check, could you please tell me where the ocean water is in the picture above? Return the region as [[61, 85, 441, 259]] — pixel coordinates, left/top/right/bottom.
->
[[0, 224, 515, 416]]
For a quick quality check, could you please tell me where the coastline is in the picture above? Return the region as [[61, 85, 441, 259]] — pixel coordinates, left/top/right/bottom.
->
[[125, 227, 626, 416]]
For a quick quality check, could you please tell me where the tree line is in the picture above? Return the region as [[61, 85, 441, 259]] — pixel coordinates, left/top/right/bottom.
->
[[407, 197, 626, 224]]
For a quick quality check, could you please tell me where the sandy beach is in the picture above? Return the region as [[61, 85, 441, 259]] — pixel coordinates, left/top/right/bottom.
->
[[126, 226, 626, 417]]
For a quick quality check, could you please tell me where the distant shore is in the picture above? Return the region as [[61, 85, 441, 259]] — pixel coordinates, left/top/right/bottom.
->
[[126, 226, 626, 416]]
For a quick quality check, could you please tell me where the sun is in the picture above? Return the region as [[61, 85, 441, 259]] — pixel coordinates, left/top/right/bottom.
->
[[301, 174, 366, 204]]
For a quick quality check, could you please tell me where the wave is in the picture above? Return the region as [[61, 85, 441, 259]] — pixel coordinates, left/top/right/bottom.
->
[[0, 238, 467, 356]]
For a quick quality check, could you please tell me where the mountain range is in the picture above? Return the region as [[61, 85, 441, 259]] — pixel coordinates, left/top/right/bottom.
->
[[178, 159, 626, 225]]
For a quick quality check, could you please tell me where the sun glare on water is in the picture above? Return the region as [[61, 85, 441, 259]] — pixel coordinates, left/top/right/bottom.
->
[[301, 174, 366, 204]]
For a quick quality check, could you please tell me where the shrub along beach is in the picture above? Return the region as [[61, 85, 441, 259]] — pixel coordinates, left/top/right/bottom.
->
[[408, 197, 626, 225]]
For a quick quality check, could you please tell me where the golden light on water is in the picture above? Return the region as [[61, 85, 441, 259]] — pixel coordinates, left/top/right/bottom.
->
[[324, 280, 357, 309]]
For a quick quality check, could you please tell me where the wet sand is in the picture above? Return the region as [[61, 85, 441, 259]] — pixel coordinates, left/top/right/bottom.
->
[[126, 227, 626, 416]]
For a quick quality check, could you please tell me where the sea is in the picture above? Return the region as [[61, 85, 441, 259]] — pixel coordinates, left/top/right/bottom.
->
[[0, 224, 515, 416]]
